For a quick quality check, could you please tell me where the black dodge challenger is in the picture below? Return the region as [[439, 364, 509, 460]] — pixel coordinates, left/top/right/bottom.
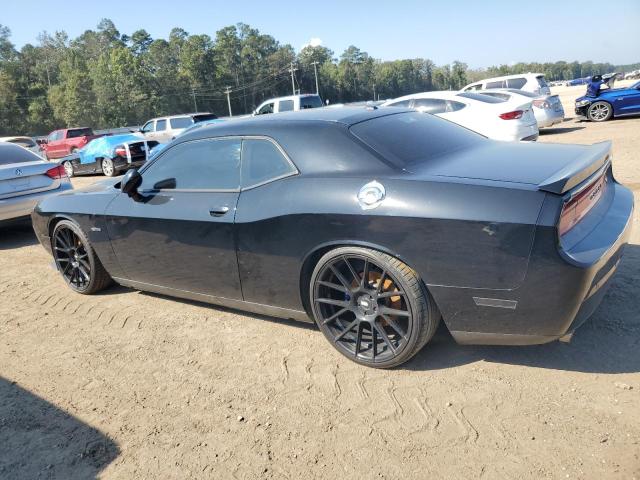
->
[[32, 107, 633, 368]]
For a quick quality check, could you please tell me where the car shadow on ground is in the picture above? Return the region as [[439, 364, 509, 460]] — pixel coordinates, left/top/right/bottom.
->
[[0, 376, 119, 479], [0, 223, 38, 250], [408, 244, 640, 374], [539, 126, 586, 135]]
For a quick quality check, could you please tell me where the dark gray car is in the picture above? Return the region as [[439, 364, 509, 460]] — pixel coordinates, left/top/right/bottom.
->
[[31, 108, 633, 368]]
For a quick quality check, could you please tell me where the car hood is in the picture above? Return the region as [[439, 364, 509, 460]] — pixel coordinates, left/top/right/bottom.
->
[[405, 140, 608, 192]]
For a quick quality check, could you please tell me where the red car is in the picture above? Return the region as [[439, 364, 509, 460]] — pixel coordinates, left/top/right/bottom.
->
[[41, 128, 103, 160]]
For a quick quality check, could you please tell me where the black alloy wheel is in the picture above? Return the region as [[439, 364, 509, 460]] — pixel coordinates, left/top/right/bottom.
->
[[311, 247, 439, 368], [51, 220, 112, 294]]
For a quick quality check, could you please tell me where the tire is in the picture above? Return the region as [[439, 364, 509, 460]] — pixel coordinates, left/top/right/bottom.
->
[[310, 246, 440, 368], [101, 158, 116, 177], [587, 101, 613, 122], [51, 220, 112, 294], [62, 160, 75, 178]]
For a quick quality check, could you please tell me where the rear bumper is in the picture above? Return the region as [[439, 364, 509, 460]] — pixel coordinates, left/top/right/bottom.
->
[[435, 180, 634, 345], [536, 108, 565, 128], [0, 181, 73, 222]]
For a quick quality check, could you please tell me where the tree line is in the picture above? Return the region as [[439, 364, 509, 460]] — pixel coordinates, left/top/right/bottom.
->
[[0, 19, 635, 135]]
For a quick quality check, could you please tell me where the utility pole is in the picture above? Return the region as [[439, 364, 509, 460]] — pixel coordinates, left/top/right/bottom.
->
[[311, 61, 320, 94], [224, 86, 233, 117], [373, 83, 376, 102], [191, 88, 198, 112], [289, 62, 298, 95]]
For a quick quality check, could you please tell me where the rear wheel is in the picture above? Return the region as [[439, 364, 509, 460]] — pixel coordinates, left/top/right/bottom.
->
[[101, 158, 116, 177], [62, 160, 74, 178], [310, 247, 439, 368], [51, 220, 112, 294], [587, 101, 613, 122]]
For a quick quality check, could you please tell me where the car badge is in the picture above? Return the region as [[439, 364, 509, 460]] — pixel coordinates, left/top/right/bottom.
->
[[357, 181, 386, 210], [15, 168, 23, 176]]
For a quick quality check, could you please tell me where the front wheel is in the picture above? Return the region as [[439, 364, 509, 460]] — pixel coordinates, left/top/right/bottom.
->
[[101, 158, 116, 177], [587, 101, 613, 122], [310, 247, 440, 368], [51, 220, 112, 294]]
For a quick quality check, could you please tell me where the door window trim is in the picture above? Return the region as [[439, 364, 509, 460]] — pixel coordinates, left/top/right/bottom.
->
[[138, 135, 298, 194]]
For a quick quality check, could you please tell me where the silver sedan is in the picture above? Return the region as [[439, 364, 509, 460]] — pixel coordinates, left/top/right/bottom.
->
[[479, 88, 565, 128], [0, 143, 73, 225]]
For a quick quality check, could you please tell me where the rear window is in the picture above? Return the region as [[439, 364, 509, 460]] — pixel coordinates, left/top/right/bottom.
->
[[480, 92, 511, 101], [169, 117, 193, 129], [350, 112, 484, 168], [506, 77, 527, 89], [536, 76, 548, 88], [387, 99, 411, 107], [457, 92, 505, 103], [7, 138, 36, 148], [192, 113, 218, 122], [67, 128, 93, 138], [300, 96, 323, 109], [0, 143, 41, 165]]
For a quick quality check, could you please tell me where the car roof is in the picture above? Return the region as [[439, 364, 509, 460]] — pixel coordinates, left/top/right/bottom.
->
[[0, 136, 34, 142], [147, 113, 213, 121]]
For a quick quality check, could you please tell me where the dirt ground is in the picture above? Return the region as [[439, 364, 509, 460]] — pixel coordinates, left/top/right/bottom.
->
[[1, 102, 639, 479]]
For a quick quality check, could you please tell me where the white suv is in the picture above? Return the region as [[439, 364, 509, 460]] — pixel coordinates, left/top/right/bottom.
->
[[138, 113, 218, 143], [253, 94, 323, 115], [462, 73, 551, 96]]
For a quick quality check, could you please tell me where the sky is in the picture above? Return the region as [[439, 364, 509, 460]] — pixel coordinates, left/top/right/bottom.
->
[[2, 0, 639, 68]]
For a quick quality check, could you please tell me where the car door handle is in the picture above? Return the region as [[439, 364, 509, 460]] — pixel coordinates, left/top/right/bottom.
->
[[209, 206, 230, 217]]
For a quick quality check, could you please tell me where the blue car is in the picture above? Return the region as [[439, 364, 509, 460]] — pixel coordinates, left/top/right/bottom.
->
[[575, 78, 640, 122]]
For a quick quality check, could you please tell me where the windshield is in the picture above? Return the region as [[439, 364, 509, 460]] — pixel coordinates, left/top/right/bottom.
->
[[350, 111, 484, 168]]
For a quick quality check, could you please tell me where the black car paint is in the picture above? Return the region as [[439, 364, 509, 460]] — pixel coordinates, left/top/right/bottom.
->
[[32, 108, 633, 345]]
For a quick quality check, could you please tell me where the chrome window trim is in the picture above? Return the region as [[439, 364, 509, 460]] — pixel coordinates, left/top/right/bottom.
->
[[138, 135, 299, 194]]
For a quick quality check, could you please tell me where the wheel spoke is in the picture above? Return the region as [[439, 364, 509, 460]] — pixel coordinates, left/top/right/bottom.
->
[[318, 280, 348, 293], [329, 265, 352, 290], [381, 314, 407, 339], [343, 257, 360, 284], [78, 265, 90, 281], [354, 323, 362, 356], [374, 322, 397, 354], [378, 290, 405, 299], [376, 269, 387, 293], [315, 297, 350, 308], [321, 308, 348, 325], [335, 318, 359, 342], [371, 325, 377, 359], [379, 306, 410, 317], [360, 259, 369, 288]]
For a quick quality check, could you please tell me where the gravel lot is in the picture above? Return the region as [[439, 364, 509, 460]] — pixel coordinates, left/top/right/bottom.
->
[[1, 98, 639, 479]]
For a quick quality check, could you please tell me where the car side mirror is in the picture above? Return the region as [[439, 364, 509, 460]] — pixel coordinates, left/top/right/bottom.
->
[[121, 169, 142, 198]]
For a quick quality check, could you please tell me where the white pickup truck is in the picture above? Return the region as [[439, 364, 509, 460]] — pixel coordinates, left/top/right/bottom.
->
[[253, 94, 324, 115]]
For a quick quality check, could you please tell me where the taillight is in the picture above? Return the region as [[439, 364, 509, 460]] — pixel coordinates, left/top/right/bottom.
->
[[114, 146, 127, 157], [499, 110, 524, 120], [532, 99, 550, 109], [45, 164, 67, 179], [558, 174, 606, 236]]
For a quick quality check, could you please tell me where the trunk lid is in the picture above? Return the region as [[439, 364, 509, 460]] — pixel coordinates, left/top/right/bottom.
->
[[0, 161, 61, 198], [407, 140, 611, 194]]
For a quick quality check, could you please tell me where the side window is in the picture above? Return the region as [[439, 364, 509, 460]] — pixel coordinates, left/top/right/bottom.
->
[[387, 99, 411, 107], [486, 80, 506, 89], [465, 84, 482, 91], [278, 99, 294, 112], [141, 121, 154, 133], [241, 139, 296, 188], [507, 77, 527, 89], [412, 98, 448, 114], [140, 138, 241, 191], [257, 103, 274, 115], [446, 100, 466, 112], [156, 119, 167, 131]]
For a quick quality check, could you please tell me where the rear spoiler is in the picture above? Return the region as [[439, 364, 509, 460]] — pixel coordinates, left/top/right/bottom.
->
[[538, 141, 611, 194]]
